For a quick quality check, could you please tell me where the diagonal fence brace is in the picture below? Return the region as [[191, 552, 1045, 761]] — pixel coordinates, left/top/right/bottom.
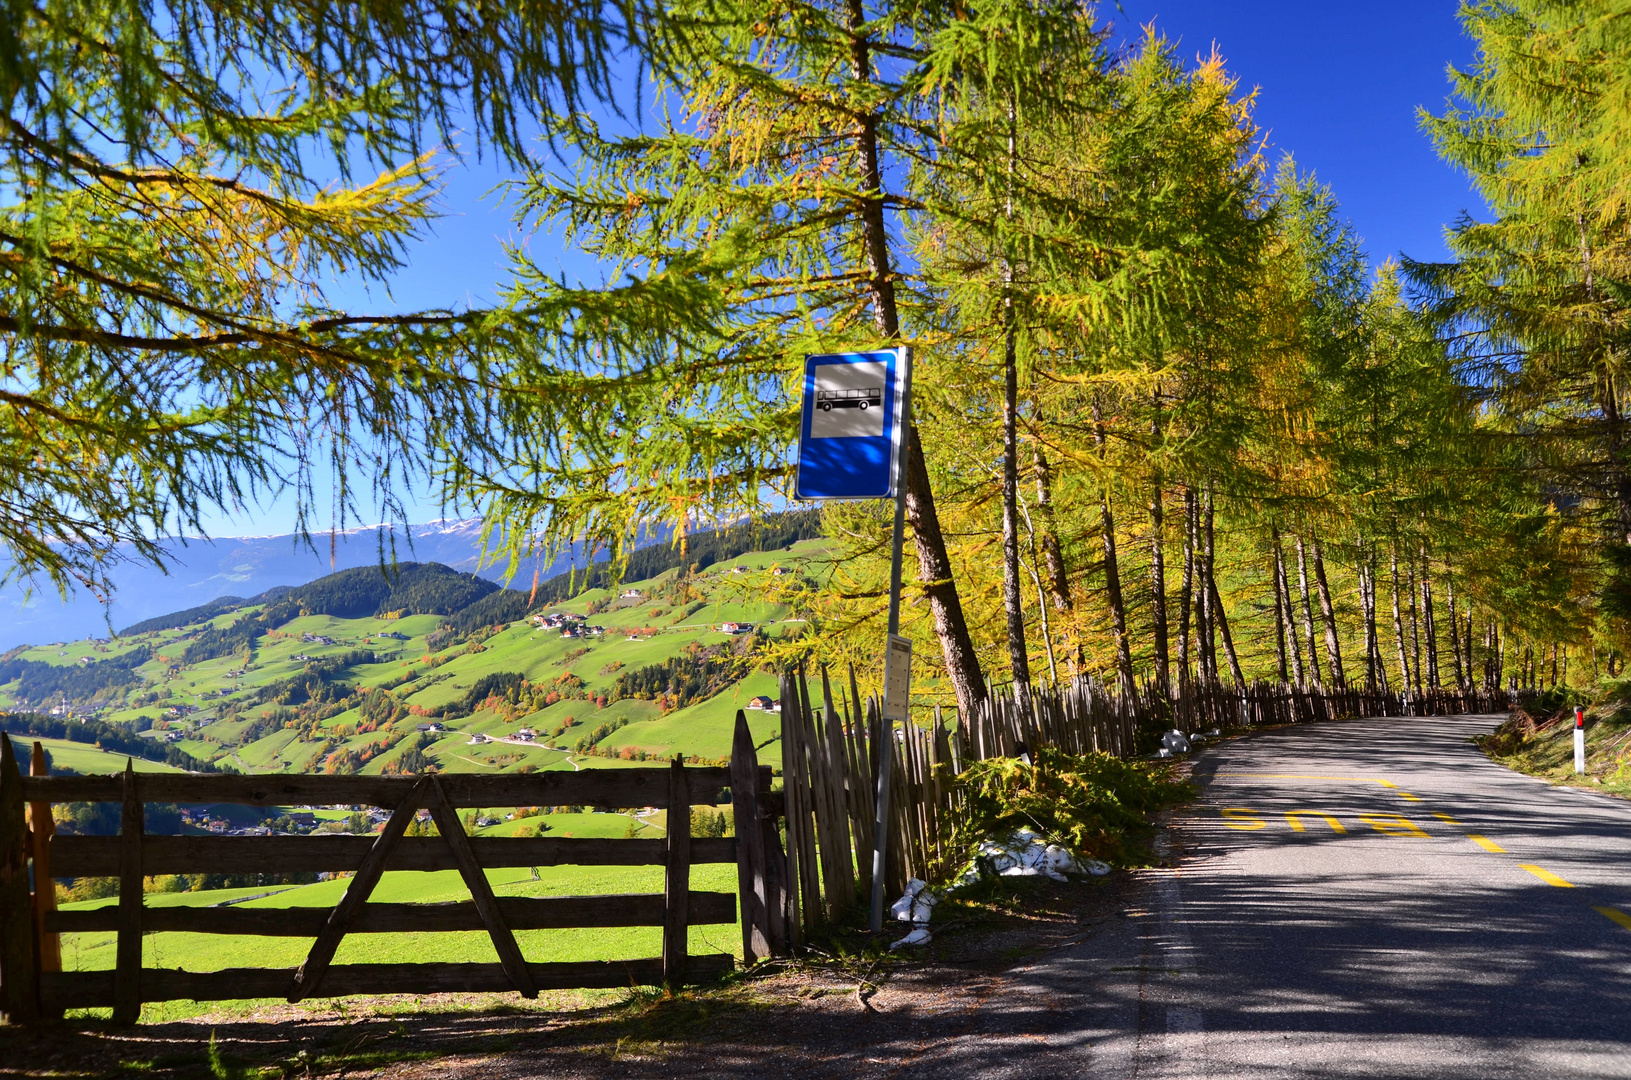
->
[[426, 775, 538, 998], [289, 776, 428, 1002]]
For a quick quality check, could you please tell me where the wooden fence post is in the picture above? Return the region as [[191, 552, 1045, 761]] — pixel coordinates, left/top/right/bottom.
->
[[761, 803, 789, 956], [729, 712, 771, 964], [113, 759, 144, 1024], [29, 743, 61, 1021], [0, 734, 39, 1023], [663, 758, 692, 989]]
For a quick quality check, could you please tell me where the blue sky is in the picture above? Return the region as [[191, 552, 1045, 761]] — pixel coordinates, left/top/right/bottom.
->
[[204, 0, 1487, 538]]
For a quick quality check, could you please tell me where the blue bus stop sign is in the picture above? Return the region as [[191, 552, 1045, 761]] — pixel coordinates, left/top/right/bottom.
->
[[794, 348, 911, 500]]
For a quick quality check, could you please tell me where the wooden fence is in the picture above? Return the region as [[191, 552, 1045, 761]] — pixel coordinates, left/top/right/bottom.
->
[[2, 671, 1528, 1023], [0, 730, 787, 1024]]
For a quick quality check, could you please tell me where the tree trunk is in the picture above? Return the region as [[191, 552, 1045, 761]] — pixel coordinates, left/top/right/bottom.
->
[[1359, 553, 1380, 693], [1093, 400, 1135, 695], [1177, 486, 1196, 691], [1313, 539, 1345, 690], [1148, 405, 1170, 702], [1032, 441, 1071, 612], [1389, 547, 1412, 703], [1272, 536, 1289, 683], [1474, 610, 1487, 685], [1198, 496, 1216, 684], [1198, 495, 1215, 685], [1407, 558, 1422, 695], [998, 91, 1030, 708], [904, 431, 987, 719], [1273, 527, 1304, 686], [1445, 574, 1466, 691], [1210, 574, 1245, 689], [1420, 549, 1439, 689], [1204, 483, 1244, 687], [999, 266, 1030, 704], [847, 1, 985, 718], [1295, 536, 1322, 687]]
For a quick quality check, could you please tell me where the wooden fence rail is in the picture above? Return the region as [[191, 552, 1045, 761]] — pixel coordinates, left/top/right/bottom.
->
[[0, 730, 786, 1025]]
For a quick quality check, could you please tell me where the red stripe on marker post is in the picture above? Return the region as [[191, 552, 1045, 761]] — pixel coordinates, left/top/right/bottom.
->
[[1575, 706, 1586, 775]]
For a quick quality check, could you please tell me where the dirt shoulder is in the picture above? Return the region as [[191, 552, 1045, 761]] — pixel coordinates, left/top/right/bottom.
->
[[0, 869, 1148, 1080]]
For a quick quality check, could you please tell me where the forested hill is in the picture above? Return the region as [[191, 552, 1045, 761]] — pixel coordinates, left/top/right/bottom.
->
[[181, 563, 503, 663], [112, 511, 822, 644], [443, 510, 824, 634], [279, 562, 499, 620]]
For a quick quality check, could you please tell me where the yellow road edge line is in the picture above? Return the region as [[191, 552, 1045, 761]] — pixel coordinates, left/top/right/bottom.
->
[[1466, 834, 1505, 853], [1594, 906, 1631, 932], [1519, 864, 1575, 888], [1432, 812, 1462, 824], [1397, 792, 1422, 800]]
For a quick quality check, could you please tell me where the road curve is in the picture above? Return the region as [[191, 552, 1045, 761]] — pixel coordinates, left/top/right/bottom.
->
[[892, 713, 1631, 1080]]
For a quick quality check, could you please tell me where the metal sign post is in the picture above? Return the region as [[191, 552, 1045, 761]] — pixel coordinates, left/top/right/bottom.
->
[[794, 347, 912, 934]]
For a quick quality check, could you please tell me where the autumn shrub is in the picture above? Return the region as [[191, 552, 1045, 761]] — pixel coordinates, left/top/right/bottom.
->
[[953, 748, 1193, 865]]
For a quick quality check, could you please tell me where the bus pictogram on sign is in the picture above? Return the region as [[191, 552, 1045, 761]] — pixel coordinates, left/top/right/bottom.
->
[[816, 387, 883, 411]]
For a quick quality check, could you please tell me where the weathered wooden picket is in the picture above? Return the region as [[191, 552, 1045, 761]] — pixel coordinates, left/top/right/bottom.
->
[[0, 728, 787, 1024]]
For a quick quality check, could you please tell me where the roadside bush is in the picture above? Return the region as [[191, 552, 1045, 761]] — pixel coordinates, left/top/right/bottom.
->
[[953, 748, 1193, 865]]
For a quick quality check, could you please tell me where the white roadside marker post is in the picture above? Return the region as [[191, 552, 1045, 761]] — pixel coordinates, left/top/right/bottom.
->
[[1574, 706, 1586, 775]]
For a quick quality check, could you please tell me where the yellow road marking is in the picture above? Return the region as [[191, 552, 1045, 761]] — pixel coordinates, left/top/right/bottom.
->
[[1519, 865, 1575, 888], [1466, 834, 1506, 853], [1432, 812, 1462, 824], [1220, 807, 1265, 830], [1594, 906, 1631, 932], [1285, 810, 1346, 833], [1397, 792, 1422, 801], [1358, 813, 1429, 837]]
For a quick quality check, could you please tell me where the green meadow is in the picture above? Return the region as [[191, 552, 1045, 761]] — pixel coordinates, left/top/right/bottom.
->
[[21, 737, 184, 775]]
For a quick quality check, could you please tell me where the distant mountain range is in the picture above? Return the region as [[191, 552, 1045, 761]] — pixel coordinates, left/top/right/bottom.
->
[[0, 521, 601, 651]]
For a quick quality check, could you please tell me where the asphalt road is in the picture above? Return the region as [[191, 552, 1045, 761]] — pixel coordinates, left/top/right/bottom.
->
[[918, 713, 1631, 1079]]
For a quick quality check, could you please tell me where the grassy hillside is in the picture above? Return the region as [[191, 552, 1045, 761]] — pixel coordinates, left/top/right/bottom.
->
[[10, 736, 185, 775], [3, 523, 830, 781]]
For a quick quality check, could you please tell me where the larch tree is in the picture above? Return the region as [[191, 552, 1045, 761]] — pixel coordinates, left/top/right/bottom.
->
[[1, 1, 632, 598], [1418, 0, 1631, 649]]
